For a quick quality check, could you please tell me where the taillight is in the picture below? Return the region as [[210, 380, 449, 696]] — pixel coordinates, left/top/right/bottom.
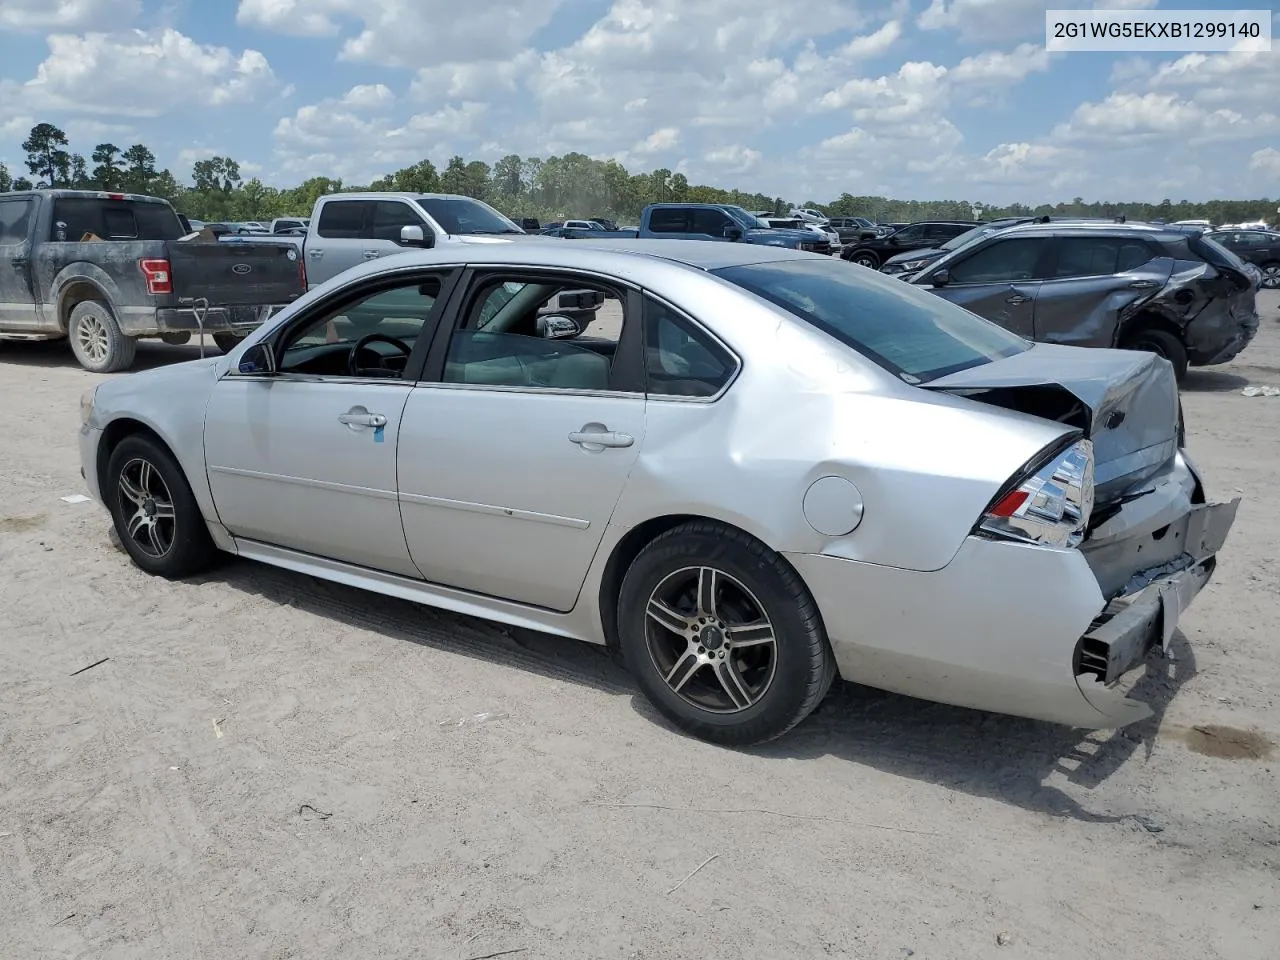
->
[[139, 258, 172, 295], [976, 438, 1095, 549]]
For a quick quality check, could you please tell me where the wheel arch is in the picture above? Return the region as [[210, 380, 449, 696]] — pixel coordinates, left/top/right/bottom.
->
[[95, 417, 175, 502], [50, 264, 122, 334], [1114, 308, 1185, 348], [595, 512, 814, 655]]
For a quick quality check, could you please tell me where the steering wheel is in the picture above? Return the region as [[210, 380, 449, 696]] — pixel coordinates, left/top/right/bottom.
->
[[348, 333, 412, 378]]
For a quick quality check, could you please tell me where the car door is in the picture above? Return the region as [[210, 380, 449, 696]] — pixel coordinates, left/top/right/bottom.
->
[[397, 268, 646, 612], [203, 268, 459, 577], [924, 236, 1052, 338], [647, 207, 691, 239], [365, 199, 429, 263], [306, 198, 372, 287], [687, 207, 734, 241], [1032, 235, 1166, 347], [0, 195, 41, 330]]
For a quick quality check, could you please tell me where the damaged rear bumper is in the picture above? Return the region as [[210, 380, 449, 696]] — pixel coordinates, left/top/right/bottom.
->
[[785, 495, 1238, 730]]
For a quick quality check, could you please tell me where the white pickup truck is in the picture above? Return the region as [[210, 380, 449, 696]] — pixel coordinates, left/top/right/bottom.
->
[[293, 192, 541, 290]]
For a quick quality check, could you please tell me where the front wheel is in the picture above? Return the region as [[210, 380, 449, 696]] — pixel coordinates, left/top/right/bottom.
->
[[105, 434, 219, 579], [849, 251, 880, 269], [1122, 327, 1188, 382], [617, 521, 836, 746]]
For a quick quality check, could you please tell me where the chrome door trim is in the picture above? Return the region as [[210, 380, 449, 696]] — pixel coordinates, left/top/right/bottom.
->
[[207, 464, 398, 501], [398, 491, 590, 529]]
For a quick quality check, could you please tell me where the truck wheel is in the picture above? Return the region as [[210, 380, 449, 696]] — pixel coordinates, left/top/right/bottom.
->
[[68, 300, 137, 374], [1123, 327, 1188, 382], [213, 332, 245, 355]]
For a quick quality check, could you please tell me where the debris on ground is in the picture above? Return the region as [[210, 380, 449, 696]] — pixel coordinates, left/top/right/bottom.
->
[[996, 931, 1013, 946], [69, 657, 110, 677], [1242, 384, 1280, 397], [440, 712, 508, 729]]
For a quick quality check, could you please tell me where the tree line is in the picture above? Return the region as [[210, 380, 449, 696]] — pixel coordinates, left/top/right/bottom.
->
[[2, 121, 1274, 228]]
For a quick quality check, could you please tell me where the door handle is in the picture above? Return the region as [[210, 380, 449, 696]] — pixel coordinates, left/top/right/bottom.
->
[[10, 257, 27, 267], [362, 250, 381, 260], [568, 428, 634, 449], [308, 249, 324, 259], [338, 412, 387, 428], [1127, 279, 1158, 289], [1005, 295, 1032, 305]]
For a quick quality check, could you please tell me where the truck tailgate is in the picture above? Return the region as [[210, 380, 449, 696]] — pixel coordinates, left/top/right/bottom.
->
[[167, 241, 304, 307]]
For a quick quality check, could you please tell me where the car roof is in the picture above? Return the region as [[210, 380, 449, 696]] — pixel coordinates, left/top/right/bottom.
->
[[318, 191, 480, 202], [326, 237, 819, 286], [996, 220, 1186, 240]]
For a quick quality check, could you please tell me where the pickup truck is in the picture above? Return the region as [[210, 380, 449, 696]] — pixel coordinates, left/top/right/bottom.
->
[[0, 189, 305, 372], [549, 203, 827, 252]]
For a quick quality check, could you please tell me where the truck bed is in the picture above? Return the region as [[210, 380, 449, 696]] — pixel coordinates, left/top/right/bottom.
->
[[168, 240, 304, 308]]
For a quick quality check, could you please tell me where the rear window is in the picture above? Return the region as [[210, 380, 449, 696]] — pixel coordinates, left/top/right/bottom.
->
[[49, 198, 182, 241], [713, 258, 1029, 383], [1190, 233, 1249, 273]]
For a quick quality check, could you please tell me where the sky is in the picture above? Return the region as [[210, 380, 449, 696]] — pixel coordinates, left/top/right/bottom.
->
[[0, 0, 1277, 204]]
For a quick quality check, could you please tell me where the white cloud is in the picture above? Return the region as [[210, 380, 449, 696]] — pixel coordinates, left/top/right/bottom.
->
[[411, 51, 538, 102], [1053, 91, 1280, 146], [0, 0, 139, 30], [702, 144, 763, 174], [21, 29, 277, 117], [236, 0, 562, 67], [916, 0, 1156, 42], [837, 20, 902, 58], [1249, 147, 1280, 178]]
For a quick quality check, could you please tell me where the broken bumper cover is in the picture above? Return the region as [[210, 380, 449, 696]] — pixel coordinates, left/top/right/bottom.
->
[[785, 497, 1238, 729]]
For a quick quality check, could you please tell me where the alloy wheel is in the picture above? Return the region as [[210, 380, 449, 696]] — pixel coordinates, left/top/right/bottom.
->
[[117, 458, 177, 559], [644, 566, 778, 713], [853, 254, 878, 268], [1263, 264, 1280, 289], [76, 312, 110, 364]]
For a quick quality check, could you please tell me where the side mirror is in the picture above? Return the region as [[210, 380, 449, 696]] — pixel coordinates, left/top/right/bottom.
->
[[723, 224, 743, 240], [536, 314, 582, 340], [930, 269, 951, 287], [400, 224, 434, 248], [237, 341, 276, 375]]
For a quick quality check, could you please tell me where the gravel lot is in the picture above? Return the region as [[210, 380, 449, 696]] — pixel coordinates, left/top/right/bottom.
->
[[2, 293, 1278, 960]]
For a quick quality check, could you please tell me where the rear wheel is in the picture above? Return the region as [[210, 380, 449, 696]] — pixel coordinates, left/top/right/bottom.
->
[[1261, 261, 1280, 289], [1122, 326, 1188, 382], [617, 521, 835, 746], [68, 300, 136, 373], [849, 250, 880, 269], [105, 434, 219, 579]]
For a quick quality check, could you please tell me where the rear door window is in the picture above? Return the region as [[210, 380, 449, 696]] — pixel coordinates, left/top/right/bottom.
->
[[0, 198, 34, 244], [316, 200, 370, 239], [648, 208, 688, 233], [49, 198, 182, 241], [1051, 236, 1157, 278]]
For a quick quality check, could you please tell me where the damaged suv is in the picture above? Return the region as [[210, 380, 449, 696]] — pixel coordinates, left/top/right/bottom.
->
[[911, 221, 1259, 380]]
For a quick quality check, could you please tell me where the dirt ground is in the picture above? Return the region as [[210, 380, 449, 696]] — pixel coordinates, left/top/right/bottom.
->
[[2, 294, 1278, 960]]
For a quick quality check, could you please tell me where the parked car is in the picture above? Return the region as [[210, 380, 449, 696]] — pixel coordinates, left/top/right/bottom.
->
[[79, 239, 1237, 745], [840, 220, 982, 269], [566, 203, 828, 252], [589, 218, 619, 231], [1205, 228, 1280, 288], [827, 217, 879, 243], [910, 221, 1260, 379], [0, 189, 305, 371], [762, 217, 842, 252], [880, 218, 1030, 277], [519, 217, 541, 232]]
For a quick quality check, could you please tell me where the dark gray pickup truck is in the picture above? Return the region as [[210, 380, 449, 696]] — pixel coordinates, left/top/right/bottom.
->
[[0, 189, 305, 372]]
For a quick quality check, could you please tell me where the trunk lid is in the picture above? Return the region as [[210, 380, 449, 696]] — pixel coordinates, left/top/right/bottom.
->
[[166, 240, 305, 307], [924, 343, 1178, 504]]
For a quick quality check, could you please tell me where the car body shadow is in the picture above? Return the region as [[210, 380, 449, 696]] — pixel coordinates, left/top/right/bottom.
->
[[1180, 368, 1250, 393], [210, 553, 1194, 821], [740, 632, 1196, 823], [0, 338, 213, 372]]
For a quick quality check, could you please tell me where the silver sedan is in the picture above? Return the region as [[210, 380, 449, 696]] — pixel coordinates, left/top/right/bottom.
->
[[78, 240, 1239, 745]]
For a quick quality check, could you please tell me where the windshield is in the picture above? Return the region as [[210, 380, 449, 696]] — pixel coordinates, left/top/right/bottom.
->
[[723, 205, 769, 230], [712, 258, 1030, 383], [941, 223, 1003, 251], [418, 197, 522, 235]]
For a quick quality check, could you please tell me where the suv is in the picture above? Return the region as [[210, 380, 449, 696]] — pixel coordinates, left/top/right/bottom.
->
[[840, 220, 982, 269], [827, 216, 878, 244], [910, 221, 1260, 380]]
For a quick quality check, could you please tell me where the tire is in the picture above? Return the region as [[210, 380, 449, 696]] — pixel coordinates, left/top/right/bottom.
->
[[617, 520, 835, 746], [213, 332, 245, 355], [1123, 326, 1189, 382], [849, 251, 880, 269], [1261, 261, 1280, 290], [68, 300, 137, 373], [105, 434, 219, 579]]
